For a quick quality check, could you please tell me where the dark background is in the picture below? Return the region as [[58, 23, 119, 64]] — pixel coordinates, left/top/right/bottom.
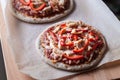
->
[[0, 43, 7, 80], [103, 0, 120, 20], [0, 0, 120, 80]]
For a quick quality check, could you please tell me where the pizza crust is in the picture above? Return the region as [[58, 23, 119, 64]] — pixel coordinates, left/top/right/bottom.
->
[[9, 0, 74, 23], [36, 21, 107, 71]]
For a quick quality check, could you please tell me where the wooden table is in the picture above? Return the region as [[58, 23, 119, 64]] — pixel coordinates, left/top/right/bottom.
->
[[0, 4, 120, 80]]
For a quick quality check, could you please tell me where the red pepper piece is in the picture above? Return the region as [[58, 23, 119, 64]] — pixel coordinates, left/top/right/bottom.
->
[[89, 31, 99, 42], [83, 30, 88, 32], [89, 38, 95, 42], [84, 39, 89, 48], [60, 40, 66, 46], [87, 41, 103, 56], [65, 30, 72, 33], [49, 31, 58, 42], [30, 3, 46, 11], [60, 23, 66, 28], [73, 35, 78, 41], [61, 36, 67, 39], [58, 29, 66, 35], [63, 54, 84, 60], [66, 42, 74, 46], [73, 39, 89, 53], [60, 41, 74, 47], [89, 31, 94, 36], [73, 47, 84, 53], [89, 37, 98, 42], [20, 0, 31, 6]]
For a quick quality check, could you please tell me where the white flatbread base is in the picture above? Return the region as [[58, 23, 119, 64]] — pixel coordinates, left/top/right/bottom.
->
[[9, 0, 74, 23]]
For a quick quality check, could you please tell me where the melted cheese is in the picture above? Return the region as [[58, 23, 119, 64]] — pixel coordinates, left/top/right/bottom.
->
[[64, 50, 73, 55], [53, 26, 60, 33], [67, 22, 77, 27], [48, 35, 55, 48], [43, 6, 52, 11], [71, 29, 76, 34], [88, 46, 92, 51]]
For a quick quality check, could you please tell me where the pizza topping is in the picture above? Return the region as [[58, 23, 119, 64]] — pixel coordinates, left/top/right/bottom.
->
[[63, 54, 84, 60], [13, 0, 70, 18], [60, 23, 67, 28], [87, 46, 92, 51], [49, 0, 66, 11], [20, 0, 31, 6], [30, 2, 46, 11], [87, 41, 103, 57], [41, 21, 105, 65], [73, 47, 84, 53], [49, 31, 58, 43]]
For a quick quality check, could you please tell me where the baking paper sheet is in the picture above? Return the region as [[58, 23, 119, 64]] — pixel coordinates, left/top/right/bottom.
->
[[1, 0, 120, 79]]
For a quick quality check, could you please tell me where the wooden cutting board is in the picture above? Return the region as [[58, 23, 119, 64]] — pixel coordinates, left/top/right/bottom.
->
[[0, 4, 120, 80]]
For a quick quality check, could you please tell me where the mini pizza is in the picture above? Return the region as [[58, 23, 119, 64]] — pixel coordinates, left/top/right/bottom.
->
[[36, 21, 107, 71], [10, 0, 74, 23]]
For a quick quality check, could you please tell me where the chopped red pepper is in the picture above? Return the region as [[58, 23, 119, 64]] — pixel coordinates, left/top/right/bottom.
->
[[60, 23, 66, 28], [87, 41, 103, 56], [84, 39, 89, 48], [61, 36, 67, 39], [20, 0, 31, 6], [89, 31, 94, 36], [73, 39, 89, 53], [89, 31, 99, 42], [30, 3, 46, 11], [63, 54, 84, 60], [66, 42, 74, 46], [66, 30, 72, 33], [60, 40, 65, 46], [73, 35, 78, 41], [95, 36, 99, 40], [83, 30, 88, 32], [58, 29, 66, 35], [89, 31, 98, 38], [89, 38, 95, 42], [49, 31, 58, 42], [73, 47, 84, 53], [60, 41, 74, 47]]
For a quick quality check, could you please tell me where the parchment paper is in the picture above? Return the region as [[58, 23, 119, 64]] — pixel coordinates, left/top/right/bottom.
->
[[1, 0, 120, 79]]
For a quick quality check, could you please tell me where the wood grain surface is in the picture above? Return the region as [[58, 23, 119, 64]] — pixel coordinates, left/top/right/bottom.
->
[[0, 4, 120, 80]]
